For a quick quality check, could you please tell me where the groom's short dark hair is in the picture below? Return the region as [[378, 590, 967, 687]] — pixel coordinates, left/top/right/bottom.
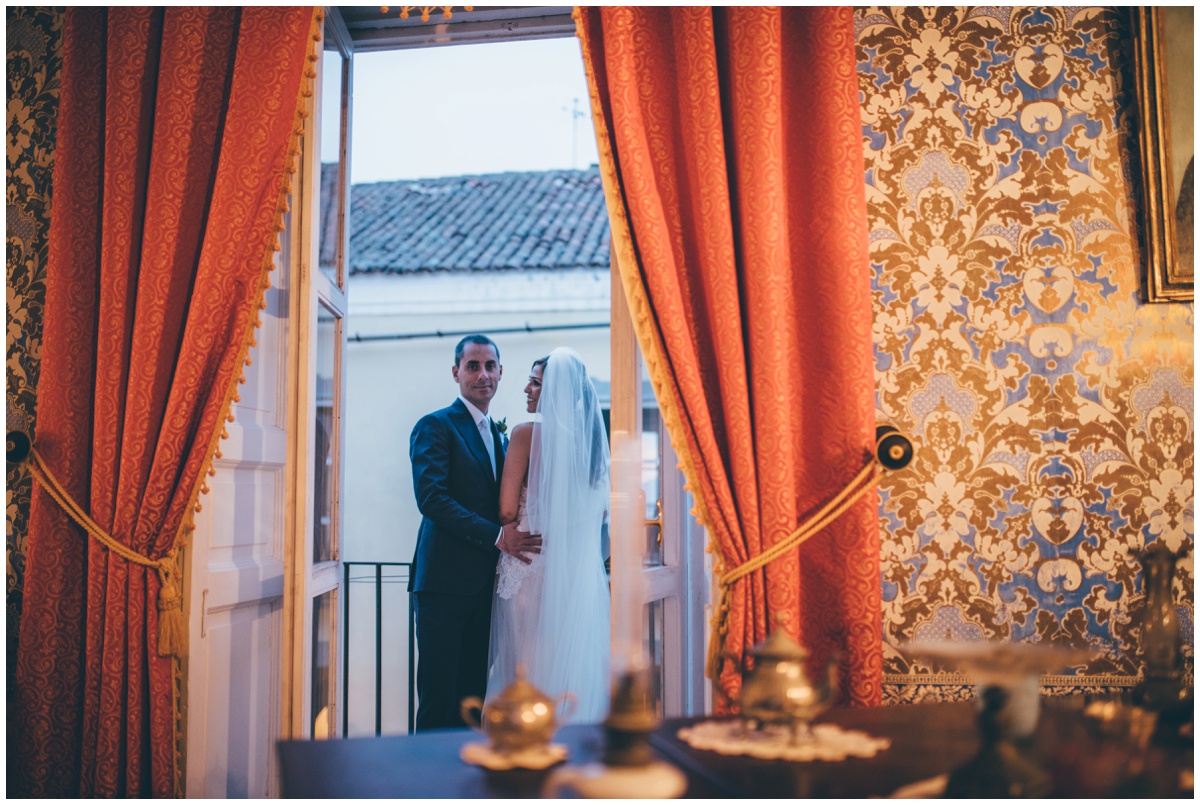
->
[[454, 334, 499, 366]]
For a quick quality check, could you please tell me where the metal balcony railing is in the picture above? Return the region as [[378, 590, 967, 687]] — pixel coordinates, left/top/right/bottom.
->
[[342, 561, 416, 736]]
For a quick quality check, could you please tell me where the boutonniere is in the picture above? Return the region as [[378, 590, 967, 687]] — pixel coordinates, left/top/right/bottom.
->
[[495, 417, 508, 435]]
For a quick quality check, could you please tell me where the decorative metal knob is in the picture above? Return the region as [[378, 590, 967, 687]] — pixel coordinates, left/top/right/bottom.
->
[[7, 396, 32, 465], [875, 425, 913, 470]]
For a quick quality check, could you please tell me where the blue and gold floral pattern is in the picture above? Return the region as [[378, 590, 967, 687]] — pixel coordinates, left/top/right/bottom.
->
[[6, 6, 60, 696], [858, 7, 1193, 702]]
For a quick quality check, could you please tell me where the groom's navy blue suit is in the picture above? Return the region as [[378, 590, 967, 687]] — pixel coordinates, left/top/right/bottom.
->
[[409, 398, 506, 731]]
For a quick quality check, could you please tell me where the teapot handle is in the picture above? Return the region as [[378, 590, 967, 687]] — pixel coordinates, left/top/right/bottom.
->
[[460, 696, 486, 734], [558, 691, 577, 723], [826, 655, 841, 699]]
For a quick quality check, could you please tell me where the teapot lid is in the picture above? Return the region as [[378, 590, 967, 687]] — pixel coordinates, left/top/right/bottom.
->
[[490, 664, 554, 708], [749, 628, 810, 661]]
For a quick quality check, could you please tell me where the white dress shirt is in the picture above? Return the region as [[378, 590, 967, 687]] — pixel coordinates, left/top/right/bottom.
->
[[459, 396, 503, 546], [458, 396, 496, 479]]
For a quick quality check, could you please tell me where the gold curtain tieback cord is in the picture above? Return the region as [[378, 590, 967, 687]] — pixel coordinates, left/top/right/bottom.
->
[[28, 447, 186, 658], [705, 459, 880, 680]]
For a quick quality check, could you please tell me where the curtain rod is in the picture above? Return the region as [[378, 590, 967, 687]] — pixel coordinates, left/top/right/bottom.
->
[[348, 320, 610, 343]]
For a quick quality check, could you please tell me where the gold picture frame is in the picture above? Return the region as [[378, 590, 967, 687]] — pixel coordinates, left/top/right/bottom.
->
[[1133, 7, 1194, 302]]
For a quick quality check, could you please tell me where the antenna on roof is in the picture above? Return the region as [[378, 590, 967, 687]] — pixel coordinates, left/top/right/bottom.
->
[[564, 97, 587, 170]]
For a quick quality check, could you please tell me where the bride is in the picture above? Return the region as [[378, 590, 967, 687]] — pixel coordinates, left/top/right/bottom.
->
[[487, 347, 611, 723]]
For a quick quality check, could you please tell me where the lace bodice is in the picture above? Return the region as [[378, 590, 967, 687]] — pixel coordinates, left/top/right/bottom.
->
[[516, 481, 530, 532], [495, 482, 535, 600]]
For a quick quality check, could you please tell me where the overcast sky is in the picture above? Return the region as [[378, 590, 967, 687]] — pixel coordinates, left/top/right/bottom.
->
[[332, 37, 601, 184]]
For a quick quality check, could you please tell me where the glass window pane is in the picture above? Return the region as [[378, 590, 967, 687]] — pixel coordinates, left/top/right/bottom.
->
[[311, 589, 337, 738], [645, 599, 665, 719], [318, 48, 345, 284], [642, 406, 663, 566], [313, 303, 337, 563]]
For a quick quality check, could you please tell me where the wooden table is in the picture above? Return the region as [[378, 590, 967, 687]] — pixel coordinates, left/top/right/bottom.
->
[[277, 700, 1192, 798]]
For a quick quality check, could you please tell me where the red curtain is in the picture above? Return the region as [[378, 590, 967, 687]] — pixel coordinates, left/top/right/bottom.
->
[[577, 7, 880, 709], [14, 7, 317, 796]]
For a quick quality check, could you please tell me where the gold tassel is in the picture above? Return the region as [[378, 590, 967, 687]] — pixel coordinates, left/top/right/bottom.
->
[[156, 552, 187, 658], [705, 585, 731, 681]]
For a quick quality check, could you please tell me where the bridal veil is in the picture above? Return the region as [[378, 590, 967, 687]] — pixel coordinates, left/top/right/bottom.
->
[[489, 347, 611, 723]]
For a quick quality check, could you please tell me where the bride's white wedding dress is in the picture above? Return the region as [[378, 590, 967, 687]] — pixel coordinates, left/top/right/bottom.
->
[[486, 349, 611, 724]]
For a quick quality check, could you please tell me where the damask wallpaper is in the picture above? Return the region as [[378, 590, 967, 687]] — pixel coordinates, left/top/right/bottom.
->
[[856, 7, 1194, 701], [6, 7, 60, 698]]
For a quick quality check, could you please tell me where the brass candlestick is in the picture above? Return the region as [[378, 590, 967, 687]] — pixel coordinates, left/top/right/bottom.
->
[[944, 685, 1052, 798], [602, 669, 659, 766], [903, 641, 1091, 798], [1136, 543, 1188, 713]]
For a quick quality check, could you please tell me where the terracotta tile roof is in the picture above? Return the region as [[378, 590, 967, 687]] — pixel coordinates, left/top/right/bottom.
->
[[322, 166, 611, 274]]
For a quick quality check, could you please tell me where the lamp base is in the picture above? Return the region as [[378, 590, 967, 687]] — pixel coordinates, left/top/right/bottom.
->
[[542, 760, 687, 798]]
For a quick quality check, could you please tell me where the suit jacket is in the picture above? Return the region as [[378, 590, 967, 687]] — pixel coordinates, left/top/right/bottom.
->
[[409, 399, 507, 595]]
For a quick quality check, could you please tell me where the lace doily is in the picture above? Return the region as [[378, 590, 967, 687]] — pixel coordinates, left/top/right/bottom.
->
[[460, 741, 568, 770], [677, 720, 891, 762]]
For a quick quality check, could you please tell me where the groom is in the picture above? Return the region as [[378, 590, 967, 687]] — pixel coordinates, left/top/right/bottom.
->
[[408, 334, 541, 731]]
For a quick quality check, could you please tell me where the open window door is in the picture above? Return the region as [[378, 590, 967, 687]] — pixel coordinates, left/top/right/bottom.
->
[[184, 193, 292, 799], [185, 8, 353, 795], [285, 7, 353, 743], [609, 262, 709, 719]]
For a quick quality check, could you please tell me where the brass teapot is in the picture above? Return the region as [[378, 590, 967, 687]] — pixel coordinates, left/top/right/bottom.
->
[[461, 666, 575, 754], [739, 629, 837, 743]]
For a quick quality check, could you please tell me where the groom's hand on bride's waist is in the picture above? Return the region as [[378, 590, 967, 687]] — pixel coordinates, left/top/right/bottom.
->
[[498, 522, 542, 564]]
